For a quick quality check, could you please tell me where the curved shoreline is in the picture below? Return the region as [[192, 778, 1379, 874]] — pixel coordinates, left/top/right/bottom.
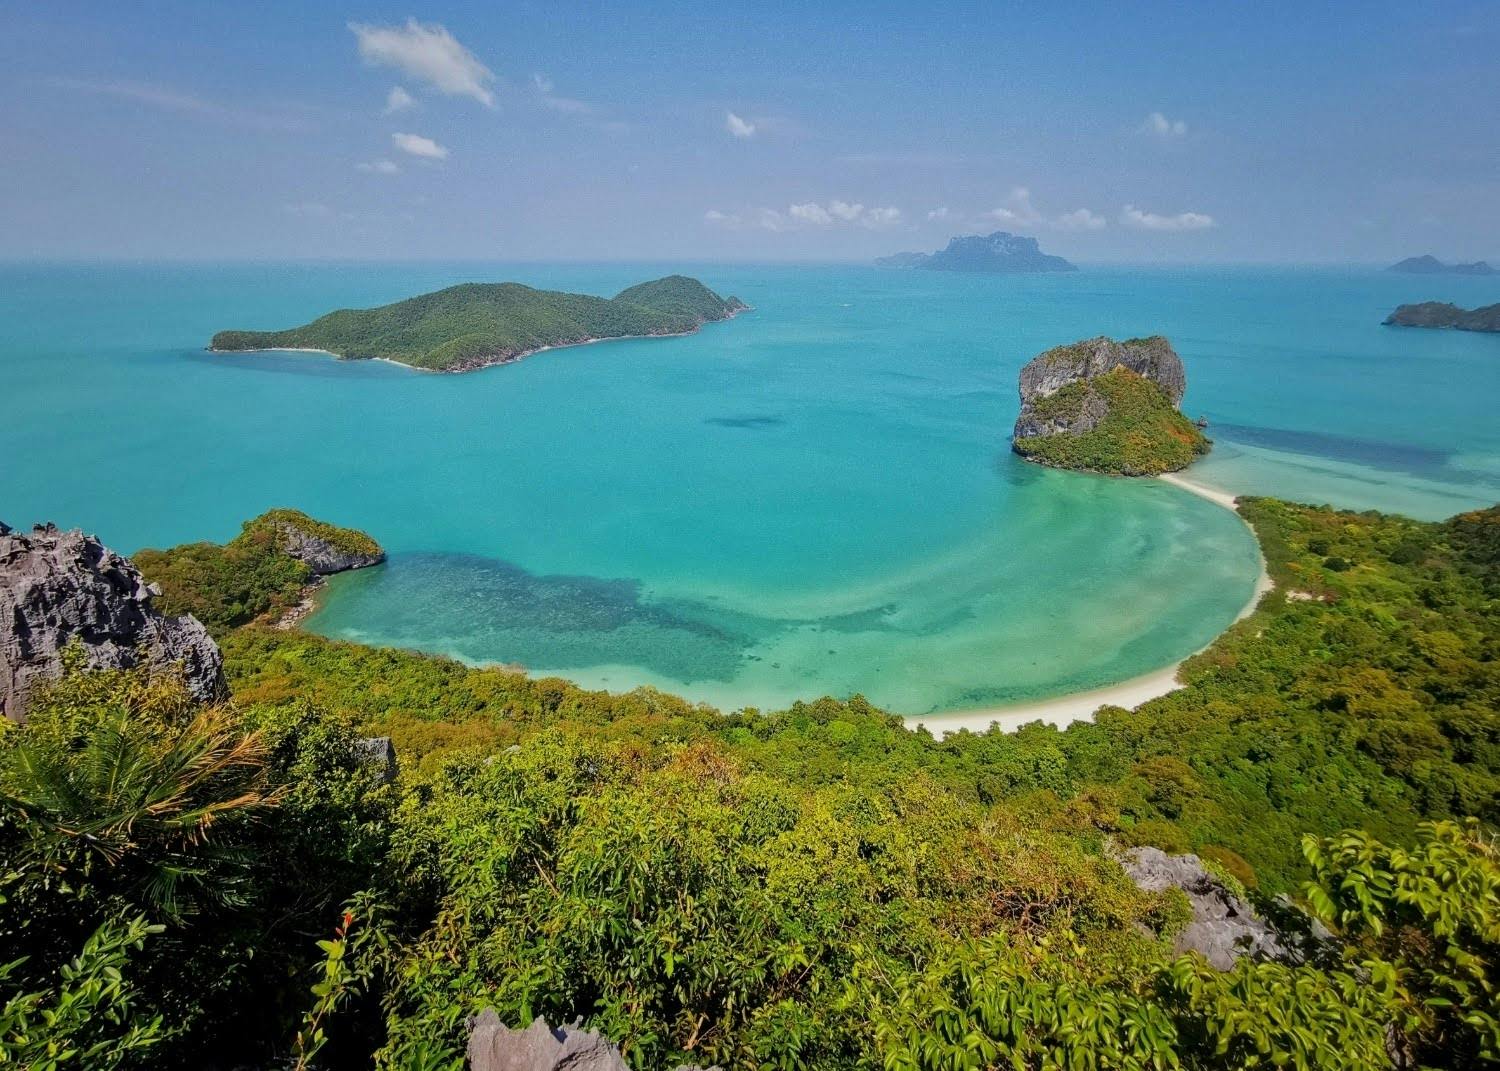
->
[[906, 471, 1272, 738]]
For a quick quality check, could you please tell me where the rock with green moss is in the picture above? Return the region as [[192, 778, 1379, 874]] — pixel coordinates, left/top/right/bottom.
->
[[134, 510, 384, 635], [248, 509, 384, 574], [1012, 335, 1209, 475]]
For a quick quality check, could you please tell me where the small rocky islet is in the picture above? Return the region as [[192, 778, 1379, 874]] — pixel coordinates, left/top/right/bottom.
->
[[210, 274, 748, 373], [1383, 301, 1500, 333], [1010, 335, 1210, 476]]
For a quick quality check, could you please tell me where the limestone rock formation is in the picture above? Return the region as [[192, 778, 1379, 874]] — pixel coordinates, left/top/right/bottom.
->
[[1011, 336, 1207, 475], [468, 1011, 717, 1071], [269, 511, 385, 574], [1, 522, 226, 722], [1122, 847, 1288, 970]]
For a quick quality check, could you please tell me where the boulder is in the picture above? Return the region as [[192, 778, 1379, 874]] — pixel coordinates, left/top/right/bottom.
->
[[467, 1012, 718, 1071], [1121, 846, 1289, 969], [1, 523, 226, 722]]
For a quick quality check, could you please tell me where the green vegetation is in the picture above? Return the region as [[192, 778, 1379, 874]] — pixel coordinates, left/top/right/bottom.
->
[[1013, 366, 1210, 474], [210, 276, 747, 372], [134, 509, 381, 634], [3, 497, 1497, 1067]]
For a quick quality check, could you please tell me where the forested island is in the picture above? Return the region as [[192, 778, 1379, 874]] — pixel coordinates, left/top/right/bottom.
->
[[876, 231, 1077, 273], [210, 275, 748, 372], [2, 490, 1497, 1069], [1384, 300, 1500, 333], [1012, 335, 1210, 474]]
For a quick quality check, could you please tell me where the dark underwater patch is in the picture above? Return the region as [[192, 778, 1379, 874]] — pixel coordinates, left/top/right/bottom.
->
[[704, 415, 785, 429], [1211, 423, 1455, 479]]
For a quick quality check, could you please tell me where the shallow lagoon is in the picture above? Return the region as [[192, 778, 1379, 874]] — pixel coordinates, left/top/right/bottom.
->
[[3, 262, 1496, 713]]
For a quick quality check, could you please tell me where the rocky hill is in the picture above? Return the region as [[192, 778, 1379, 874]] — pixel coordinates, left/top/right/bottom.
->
[[133, 508, 384, 635], [0, 521, 225, 721], [1011, 335, 1209, 475]]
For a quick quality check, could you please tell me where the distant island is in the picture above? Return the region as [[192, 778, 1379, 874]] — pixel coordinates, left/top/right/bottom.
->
[[1011, 336, 1209, 475], [1387, 255, 1495, 276], [876, 231, 1077, 273], [1384, 301, 1500, 333], [210, 275, 748, 372]]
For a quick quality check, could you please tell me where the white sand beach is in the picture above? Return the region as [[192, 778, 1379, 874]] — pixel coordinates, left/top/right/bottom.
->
[[907, 471, 1273, 738]]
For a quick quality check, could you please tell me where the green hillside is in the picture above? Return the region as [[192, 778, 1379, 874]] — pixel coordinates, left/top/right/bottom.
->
[[209, 276, 747, 372], [7, 497, 1499, 1068]]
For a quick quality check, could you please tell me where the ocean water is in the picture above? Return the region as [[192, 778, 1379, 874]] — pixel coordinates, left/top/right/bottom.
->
[[2, 262, 1496, 714]]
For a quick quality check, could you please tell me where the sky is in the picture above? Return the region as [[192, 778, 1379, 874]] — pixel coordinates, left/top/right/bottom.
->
[[1, 1, 1497, 263]]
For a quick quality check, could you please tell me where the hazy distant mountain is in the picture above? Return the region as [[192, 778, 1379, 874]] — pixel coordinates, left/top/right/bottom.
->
[[874, 251, 932, 268], [1387, 255, 1496, 276], [877, 231, 1076, 273]]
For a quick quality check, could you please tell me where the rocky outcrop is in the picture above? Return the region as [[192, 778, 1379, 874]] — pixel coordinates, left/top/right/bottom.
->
[[1122, 847, 1288, 969], [468, 1012, 717, 1071], [1013, 335, 1187, 441], [1383, 301, 1500, 333], [269, 513, 385, 574], [1, 523, 226, 722]]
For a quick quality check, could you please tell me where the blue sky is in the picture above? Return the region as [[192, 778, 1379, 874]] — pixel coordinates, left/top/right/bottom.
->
[[2, 1, 1497, 262]]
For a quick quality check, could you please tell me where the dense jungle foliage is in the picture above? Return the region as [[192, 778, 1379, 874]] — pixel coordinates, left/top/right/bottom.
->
[[208, 276, 744, 371], [1012, 367, 1210, 475], [2, 496, 1497, 1068]]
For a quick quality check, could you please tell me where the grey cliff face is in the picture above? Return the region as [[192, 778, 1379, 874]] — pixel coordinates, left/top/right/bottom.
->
[[274, 520, 385, 575], [1013, 335, 1186, 440], [1122, 847, 1288, 970], [468, 1012, 717, 1071], [1, 523, 226, 722]]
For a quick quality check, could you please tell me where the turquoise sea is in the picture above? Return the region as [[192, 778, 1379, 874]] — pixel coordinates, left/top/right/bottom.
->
[[2, 263, 1497, 714]]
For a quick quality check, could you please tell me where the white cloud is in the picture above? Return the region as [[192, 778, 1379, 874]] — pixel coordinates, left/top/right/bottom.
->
[[982, 188, 1107, 231], [532, 73, 589, 112], [927, 206, 951, 221], [48, 77, 314, 132], [725, 111, 756, 138], [829, 199, 865, 222], [1119, 204, 1215, 231], [789, 202, 834, 224], [1055, 208, 1107, 231], [385, 86, 415, 114], [357, 159, 400, 174], [1141, 111, 1188, 138], [712, 200, 902, 231], [984, 187, 1042, 226], [350, 19, 494, 107], [392, 132, 449, 160], [757, 208, 788, 231]]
